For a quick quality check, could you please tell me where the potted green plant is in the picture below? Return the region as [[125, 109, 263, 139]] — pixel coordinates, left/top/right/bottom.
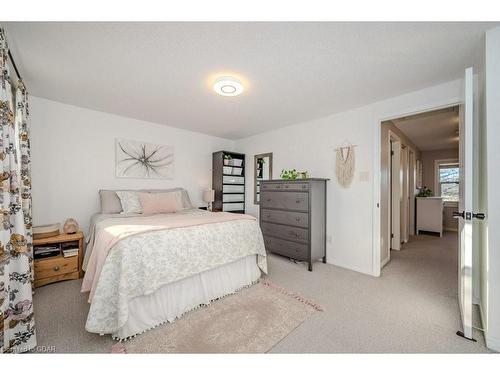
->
[[280, 169, 309, 180], [223, 154, 232, 166], [416, 186, 433, 197]]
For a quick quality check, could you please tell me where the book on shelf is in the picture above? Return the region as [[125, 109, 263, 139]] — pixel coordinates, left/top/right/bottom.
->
[[34, 244, 64, 260], [62, 247, 79, 258], [34, 245, 59, 252], [34, 250, 60, 259]]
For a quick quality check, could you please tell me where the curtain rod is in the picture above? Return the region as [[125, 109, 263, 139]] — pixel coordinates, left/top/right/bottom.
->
[[7, 49, 22, 80]]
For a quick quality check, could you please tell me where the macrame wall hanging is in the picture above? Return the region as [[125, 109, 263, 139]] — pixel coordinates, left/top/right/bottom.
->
[[335, 142, 357, 188]]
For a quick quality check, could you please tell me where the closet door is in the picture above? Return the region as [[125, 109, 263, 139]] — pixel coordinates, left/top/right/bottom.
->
[[390, 140, 401, 250], [400, 146, 409, 243]]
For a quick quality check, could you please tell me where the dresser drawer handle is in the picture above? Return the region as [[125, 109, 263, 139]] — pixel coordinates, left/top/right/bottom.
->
[[276, 185, 282, 189], [53, 266, 60, 272], [295, 199, 301, 204], [295, 217, 301, 222]]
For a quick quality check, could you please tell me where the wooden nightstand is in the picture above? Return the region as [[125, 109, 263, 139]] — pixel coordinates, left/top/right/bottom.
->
[[33, 231, 84, 288]]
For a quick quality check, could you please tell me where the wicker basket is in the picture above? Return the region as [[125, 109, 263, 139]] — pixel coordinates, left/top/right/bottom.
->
[[33, 223, 60, 239]]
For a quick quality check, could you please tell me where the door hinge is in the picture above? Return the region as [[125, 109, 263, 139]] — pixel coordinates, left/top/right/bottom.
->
[[391, 150, 394, 156], [391, 233, 394, 239]]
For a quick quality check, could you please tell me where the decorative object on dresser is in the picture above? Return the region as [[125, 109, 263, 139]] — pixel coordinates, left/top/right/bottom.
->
[[260, 179, 328, 271], [203, 189, 215, 211], [212, 151, 245, 213], [416, 197, 444, 237], [33, 231, 84, 288], [416, 186, 433, 197], [33, 223, 60, 240], [115, 138, 174, 179], [279, 169, 309, 180], [254, 153, 273, 204], [63, 218, 79, 234]]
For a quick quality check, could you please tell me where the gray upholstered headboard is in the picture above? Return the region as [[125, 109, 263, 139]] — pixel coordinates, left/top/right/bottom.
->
[[99, 188, 193, 213]]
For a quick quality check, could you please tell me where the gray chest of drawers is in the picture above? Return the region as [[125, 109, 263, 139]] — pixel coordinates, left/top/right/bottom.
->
[[259, 178, 328, 271]]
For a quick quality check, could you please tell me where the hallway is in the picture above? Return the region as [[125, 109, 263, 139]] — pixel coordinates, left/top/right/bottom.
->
[[391, 232, 459, 303]]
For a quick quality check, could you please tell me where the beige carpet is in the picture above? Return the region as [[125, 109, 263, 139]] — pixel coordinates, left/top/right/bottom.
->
[[114, 281, 322, 353], [33, 232, 493, 353]]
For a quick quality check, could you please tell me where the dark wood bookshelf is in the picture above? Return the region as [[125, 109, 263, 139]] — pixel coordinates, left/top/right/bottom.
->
[[212, 151, 245, 213]]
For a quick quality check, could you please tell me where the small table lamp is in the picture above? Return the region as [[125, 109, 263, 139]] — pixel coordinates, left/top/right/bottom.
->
[[203, 189, 215, 211]]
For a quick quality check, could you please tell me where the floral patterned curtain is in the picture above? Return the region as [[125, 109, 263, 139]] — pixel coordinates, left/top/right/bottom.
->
[[0, 28, 36, 354]]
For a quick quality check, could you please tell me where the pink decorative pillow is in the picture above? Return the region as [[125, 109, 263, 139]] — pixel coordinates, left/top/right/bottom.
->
[[138, 191, 183, 214]]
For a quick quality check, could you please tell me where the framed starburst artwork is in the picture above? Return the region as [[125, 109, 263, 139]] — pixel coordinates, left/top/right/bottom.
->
[[115, 138, 174, 179]]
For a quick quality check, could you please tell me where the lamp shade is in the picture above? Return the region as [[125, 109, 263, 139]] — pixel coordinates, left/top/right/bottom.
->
[[203, 189, 215, 203]]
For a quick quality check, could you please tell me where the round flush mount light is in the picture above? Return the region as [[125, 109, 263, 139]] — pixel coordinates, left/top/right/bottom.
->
[[213, 76, 244, 97]]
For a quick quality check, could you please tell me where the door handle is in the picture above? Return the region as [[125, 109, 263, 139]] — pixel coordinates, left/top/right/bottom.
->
[[453, 211, 486, 220]]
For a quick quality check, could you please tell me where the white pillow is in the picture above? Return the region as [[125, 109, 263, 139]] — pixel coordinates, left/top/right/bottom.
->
[[116, 191, 143, 214]]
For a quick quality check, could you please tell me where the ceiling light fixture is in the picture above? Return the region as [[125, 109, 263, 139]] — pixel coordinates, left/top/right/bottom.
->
[[213, 76, 244, 97]]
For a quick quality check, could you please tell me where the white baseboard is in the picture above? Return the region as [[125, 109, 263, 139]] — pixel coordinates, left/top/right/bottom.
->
[[327, 259, 374, 277], [381, 256, 390, 268], [479, 303, 487, 333], [478, 303, 500, 352], [485, 334, 500, 352]]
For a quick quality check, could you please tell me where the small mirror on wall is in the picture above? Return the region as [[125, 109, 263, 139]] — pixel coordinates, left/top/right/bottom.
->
[[254, 153, 273, 204]]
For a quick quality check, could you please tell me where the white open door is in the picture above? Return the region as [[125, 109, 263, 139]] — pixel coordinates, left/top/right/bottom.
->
[[456, 67, 483, 340], [391, 140, 401, 250]]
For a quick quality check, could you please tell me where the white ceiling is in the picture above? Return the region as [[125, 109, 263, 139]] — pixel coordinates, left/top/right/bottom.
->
[[391, 107, 459, 151], [3, 22, 497, 139]]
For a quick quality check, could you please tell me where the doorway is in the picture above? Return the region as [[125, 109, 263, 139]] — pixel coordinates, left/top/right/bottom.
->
[[375, 68, 481, 344], [380, 105, 460, 262]]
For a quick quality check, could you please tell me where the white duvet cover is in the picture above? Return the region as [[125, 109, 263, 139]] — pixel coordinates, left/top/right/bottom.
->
[[83, 209, 267, 336]]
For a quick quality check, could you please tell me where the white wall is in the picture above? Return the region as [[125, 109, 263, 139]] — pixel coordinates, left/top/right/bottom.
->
[[30, 97, 233, 233], [483, 26, 500, 351], [235, 79, 462, 276]]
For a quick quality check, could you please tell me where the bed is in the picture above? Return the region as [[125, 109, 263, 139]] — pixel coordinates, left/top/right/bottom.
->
[[81, 189, 267, 340]]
